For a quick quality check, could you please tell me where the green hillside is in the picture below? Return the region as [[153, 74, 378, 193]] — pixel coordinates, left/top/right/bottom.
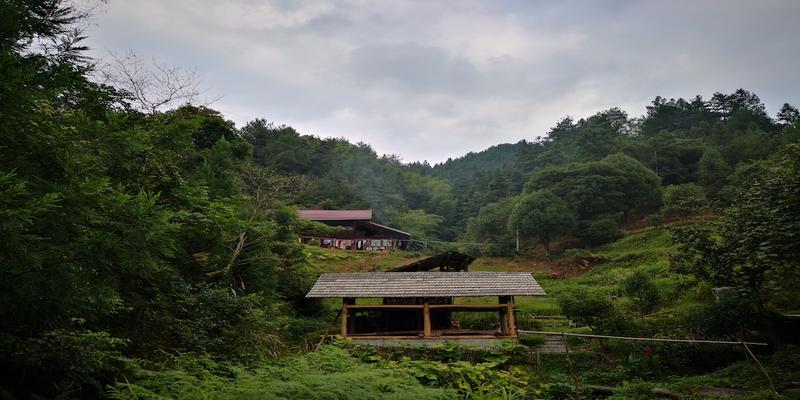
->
[[429, 142, 523, 183]]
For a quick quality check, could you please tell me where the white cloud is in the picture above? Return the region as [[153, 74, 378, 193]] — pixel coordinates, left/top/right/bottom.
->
[[82, 0, 800, 163]]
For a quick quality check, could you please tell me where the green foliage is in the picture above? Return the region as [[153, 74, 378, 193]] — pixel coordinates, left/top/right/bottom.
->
[[645, 213, 665, 228], [558, 291, 623, 333], [688, 291, 765, 340], [508, 190, 576, 258], [429, 142, 522, 183], [0, 3, 320, 397], [339, 342, 537, 399], [579, 218, 621, 245], [463, 197, 517, 255], [241, 119, 456, 239], [526, 153, 662, 220], [697, 148, 731, 197], [662, 183, 707, 219], [621, 271, 662, 318], [383, 208, 444, 239], [7, 330, 129, 397], [108, 346, 453, 400], [671, 144, 800, 311]]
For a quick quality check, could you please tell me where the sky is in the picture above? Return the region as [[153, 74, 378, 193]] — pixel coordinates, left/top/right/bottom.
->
[[81, 0, 800, 164]]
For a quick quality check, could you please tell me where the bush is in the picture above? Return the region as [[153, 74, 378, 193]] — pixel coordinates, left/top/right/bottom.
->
[[559, 290, 613, 330], [645, 213, 665, 228], [621, 271, 662, 319], [663, 183, 707, 220], [580, 218, 620, 245], [689, 291, 765, 340], [519, 335, 545, 347], [3, 330, 129, 399]]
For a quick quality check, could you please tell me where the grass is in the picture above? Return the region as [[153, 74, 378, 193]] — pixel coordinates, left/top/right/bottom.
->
[[466, 227, 680, 322], [304, 246, 426, 272]]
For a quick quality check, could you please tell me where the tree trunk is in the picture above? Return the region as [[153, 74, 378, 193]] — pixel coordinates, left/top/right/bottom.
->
[[542, 234, 551, 261]]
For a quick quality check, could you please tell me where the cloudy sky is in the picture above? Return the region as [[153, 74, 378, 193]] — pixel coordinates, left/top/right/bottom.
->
[[82, 0, 800, 163]]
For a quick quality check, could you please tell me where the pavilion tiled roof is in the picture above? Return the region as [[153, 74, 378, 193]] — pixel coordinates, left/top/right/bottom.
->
[[305, 272, 546, 298]]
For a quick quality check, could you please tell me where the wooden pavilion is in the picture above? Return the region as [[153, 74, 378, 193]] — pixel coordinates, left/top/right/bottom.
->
[[306, 272, 546, 341]]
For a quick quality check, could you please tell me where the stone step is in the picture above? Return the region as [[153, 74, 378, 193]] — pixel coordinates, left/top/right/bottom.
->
[[537, 335, 570, 353]]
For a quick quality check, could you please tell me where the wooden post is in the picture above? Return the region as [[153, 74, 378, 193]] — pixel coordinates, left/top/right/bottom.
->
[[341, 298, 355, 336], [423, 303, 432, 337], [507, 302, 517, 337], [499, 296, 510, 336], [341, 304, 348, 336]]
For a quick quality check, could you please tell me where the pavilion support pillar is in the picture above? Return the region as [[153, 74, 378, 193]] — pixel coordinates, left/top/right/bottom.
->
[[499, 296, 508, 335], [423, 303, 432, 337], [341, 298, 355, 336], [507, 297, 517, 337], [499, 296, 516, 336]]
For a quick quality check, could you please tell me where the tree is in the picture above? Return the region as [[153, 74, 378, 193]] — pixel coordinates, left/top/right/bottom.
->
[[526, 153, 662, 220], [662, 183, 707, 220], [622, 271, 661, 319], [507, 190, 576, 259], [97, 50, 213, 114], [580, 218, 620, 245], [383, 208, 443, 240], [697, 148, 731, 197], [0, 3, 312, 395], [642, 137, 707, 185], [777, 103, 799, 125], [558, 290, 633, 334], [672, 144, 800, 315], [463, 197, 517, 256]]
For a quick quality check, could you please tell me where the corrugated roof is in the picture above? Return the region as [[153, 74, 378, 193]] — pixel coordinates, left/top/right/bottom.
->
[[306, 272, 546, 298], [389, 251, 474, 272], [362, 221, 411, 238], [298, 209, 373, 221]]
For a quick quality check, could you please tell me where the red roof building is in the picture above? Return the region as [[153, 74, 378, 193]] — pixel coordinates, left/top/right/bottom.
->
[[298, 209, 410, 251]]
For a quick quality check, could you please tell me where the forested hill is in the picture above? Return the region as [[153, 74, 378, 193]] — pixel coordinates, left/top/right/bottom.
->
[[242, 93, 800, 245], [428, 142, 523, 184], [240, 119, 458, 239]]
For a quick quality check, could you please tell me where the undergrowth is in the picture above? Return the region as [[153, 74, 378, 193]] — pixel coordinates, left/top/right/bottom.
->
[[107, 346, 453, 400]]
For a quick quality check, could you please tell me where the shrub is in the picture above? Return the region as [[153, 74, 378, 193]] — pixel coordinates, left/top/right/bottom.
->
[[559, 291, 612, 330], [621, 271, 662, 319], [519, 335, 545, 347], [645, 213, 665, 228], [662, 183, 707, 220], [580, 218, 620, 245]]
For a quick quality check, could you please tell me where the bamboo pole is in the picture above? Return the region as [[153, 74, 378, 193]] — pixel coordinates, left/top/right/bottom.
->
[[517, 330, 769, 346], [740, 339, 778, 396]]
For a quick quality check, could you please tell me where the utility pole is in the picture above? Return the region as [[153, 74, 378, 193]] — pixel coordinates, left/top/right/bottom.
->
[[515, 229, 520, 255]]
